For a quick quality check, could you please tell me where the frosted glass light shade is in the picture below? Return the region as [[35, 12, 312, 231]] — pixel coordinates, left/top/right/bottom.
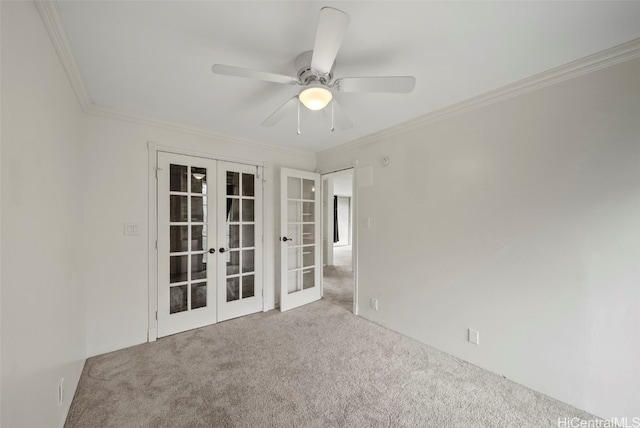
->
[[299, 85, 333, 111]]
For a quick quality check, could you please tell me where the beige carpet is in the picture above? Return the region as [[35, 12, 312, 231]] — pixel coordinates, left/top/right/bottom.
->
[[322, 245, 354, 312], [65, 291, 596, 427]]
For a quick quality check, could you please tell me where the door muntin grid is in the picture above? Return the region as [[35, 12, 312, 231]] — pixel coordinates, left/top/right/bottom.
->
[[286, 177, 316, 294], [168, 164, 209, 313], [224, 171, 257, 302]]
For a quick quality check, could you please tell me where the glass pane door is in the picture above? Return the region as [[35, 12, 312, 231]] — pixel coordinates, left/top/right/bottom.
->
[[280, 168, 321, 311], [168, 164, 209, 313], [217, 162, 263, 322], [157, 153, 217, 337]]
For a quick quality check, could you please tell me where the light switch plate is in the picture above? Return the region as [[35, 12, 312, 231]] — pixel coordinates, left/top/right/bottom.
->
[[468, 328, 480, 345], [124, 223, 140, 236]]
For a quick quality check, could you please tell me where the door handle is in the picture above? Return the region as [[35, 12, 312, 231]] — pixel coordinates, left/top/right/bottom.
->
[[281, 237, 293, 242], [208, 248, 216, 254], [219, 248, 227, 253]]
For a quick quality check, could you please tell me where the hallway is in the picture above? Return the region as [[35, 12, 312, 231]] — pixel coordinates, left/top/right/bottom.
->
[[322, 245, 353, 312]]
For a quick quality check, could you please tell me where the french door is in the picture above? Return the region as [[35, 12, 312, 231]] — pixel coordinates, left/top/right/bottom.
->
[[216, 162, 263, 322], [157, 152, 262, 337], [280, 168, 322, 311]]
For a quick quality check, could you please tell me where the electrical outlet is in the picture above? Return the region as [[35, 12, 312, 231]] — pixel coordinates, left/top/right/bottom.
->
[[468, 328, 480, 345], [58, 378, 65, 405], [370, 298, 378, 311]]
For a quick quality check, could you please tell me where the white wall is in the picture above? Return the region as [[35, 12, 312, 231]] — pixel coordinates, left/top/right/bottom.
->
[[1, 2, 86, 426], [317, 58, 640, 419], [322, 178, 332, 266], [333, 173, 353, 197], [83, 113, 315, 357]]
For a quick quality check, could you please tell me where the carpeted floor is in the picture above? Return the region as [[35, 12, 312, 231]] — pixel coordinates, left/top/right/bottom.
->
[[65, 277, 596, 427], [322, 245, 354, 312]]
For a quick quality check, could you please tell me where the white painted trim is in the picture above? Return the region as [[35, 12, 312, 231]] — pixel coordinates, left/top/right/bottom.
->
[[148, 141, 272, 168], [351, 160, 359, 316], [319, 38, 640, 156], [93, 107, 316, 160], [261, 167, 276, 311], [35, 0, 91, 112], [147, 146, 158, 342]]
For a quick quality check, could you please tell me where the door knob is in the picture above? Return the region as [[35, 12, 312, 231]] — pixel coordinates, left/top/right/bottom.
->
[[208, 248, 216, 254], [219, 248, 227, 253], [282, 237, 293, 242]]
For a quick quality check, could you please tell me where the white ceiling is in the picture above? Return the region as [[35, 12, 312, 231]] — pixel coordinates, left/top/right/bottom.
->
[[57, 1, 640, 152]]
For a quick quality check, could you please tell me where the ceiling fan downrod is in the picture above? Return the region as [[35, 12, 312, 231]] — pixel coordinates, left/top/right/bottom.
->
[[331, 101, 335, 132], [297, 101, 301, 136]]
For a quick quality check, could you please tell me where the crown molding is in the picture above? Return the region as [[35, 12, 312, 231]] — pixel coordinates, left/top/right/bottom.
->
[[36, 0, 638, 161], [35, 0, 315, 160], [35, 0, 91, 112], [87, 105, 316, 159], [320, 38, 640, 157]]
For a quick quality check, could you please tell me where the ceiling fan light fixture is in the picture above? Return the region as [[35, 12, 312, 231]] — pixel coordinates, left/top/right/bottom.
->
[[299, 85, 333, 111]]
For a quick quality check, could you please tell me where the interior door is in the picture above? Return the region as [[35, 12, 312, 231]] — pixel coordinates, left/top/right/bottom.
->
[[157, 152, 217, 337], [157, 153, 264, 337], [280, 168, 322, 311], [217, 162, 263, 321]]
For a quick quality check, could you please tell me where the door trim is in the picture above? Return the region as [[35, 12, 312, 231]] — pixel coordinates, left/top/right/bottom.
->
[[147, 142, 267, 341]]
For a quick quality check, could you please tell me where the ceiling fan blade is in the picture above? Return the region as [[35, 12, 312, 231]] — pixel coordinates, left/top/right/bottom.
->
[[261, 96, 299, 127], [311, 7, 350, 76], [334, 76, 416, 93], [212, 64, 298, 85], [323, 99, 353, 131]]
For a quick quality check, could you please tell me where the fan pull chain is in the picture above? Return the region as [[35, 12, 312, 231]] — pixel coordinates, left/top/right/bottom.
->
[[296, 101, 301, 135], [330, 101, 335, 132]]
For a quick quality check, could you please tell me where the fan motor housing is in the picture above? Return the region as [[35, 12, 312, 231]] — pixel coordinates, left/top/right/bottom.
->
[[295, 50, 334, 85]]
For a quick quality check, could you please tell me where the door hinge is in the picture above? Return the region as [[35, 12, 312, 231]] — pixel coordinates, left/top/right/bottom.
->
[[154, 167, 162, 179], [155, 240, 158, 250], [155, 311, 158, 320]]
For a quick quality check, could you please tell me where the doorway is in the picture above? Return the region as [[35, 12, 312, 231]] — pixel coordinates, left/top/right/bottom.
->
[[322, 169, 355, 313]]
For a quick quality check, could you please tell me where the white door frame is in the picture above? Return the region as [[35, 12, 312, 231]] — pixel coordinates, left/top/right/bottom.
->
[[147, 142, 267, 341], [320, 162, 358, 315]]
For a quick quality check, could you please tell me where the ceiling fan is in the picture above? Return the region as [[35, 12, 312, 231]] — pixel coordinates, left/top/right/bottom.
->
[[212, 7, 416, 133]]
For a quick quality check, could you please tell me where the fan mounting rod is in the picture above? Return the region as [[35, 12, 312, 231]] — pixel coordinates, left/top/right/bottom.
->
[[296, 50, 334, 85]]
